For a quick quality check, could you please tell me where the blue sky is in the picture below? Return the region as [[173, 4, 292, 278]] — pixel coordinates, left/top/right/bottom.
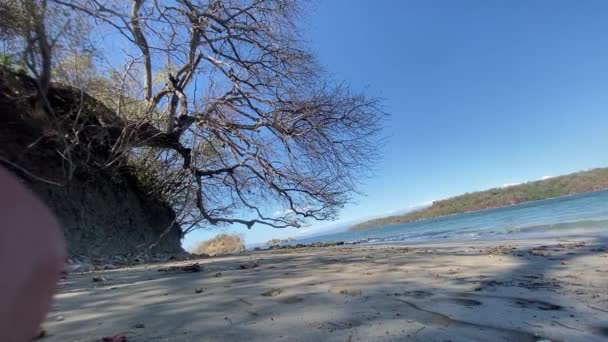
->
[[183, 0, 608, 249]]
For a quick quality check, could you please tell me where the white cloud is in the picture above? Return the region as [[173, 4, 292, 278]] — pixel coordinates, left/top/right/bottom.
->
[[541, 175, 554, 180], [501, 182, 521, 188]]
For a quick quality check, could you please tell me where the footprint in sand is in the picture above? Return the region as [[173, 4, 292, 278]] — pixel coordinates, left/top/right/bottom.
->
[[402, 290, 434, 299], [459, 292, 563, 311], [318, 319, 362, 332], [513, 298, 562, 311], [401, 291, 481, 307], [436, 297, 482, 307], [393, 299, 538, 341], [592, 326, 608, 337], [330, 287, 362, 296], [277, 296, 304, 304]]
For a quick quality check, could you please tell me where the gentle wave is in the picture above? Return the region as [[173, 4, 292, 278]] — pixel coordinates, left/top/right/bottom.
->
[[504, 219, 608, 234]]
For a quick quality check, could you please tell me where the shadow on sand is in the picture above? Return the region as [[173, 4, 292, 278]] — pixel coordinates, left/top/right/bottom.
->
[[46, 236, 608, 341]]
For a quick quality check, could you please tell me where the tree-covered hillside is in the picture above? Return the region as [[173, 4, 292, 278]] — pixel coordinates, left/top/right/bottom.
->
[[351, 168, 608, 231]]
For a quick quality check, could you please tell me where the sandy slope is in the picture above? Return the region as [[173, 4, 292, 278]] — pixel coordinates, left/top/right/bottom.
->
[[42, 235, 608, 341]]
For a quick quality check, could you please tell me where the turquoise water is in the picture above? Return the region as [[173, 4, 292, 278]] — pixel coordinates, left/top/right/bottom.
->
[[292, 190, 608, 245]]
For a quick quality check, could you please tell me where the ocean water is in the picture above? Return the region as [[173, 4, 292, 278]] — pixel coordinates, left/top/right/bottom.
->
[[290, 190, 608, 246]]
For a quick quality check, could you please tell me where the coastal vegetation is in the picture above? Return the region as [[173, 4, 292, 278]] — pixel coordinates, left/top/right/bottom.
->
[[192, 234, 245, 256], [352, 167, 608, 231]]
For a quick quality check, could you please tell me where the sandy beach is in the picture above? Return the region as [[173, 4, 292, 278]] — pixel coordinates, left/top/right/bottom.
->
[[43, 235, 608, 341]]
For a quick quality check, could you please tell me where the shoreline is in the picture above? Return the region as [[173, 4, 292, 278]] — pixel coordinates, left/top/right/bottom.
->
[[377, 228, 608, 248], [351, 187, 608, 232], [266, 222, 608, 252], [45, 234, 608, 341]]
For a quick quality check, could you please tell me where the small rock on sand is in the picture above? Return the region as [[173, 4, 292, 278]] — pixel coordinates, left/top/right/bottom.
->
[[261, 289, 282, 297], [331, 287, 362, 296], [158, 262, 201, 273]]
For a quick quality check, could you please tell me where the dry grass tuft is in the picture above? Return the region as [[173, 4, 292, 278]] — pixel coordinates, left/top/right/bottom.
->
[[193, 233, 245, 256]]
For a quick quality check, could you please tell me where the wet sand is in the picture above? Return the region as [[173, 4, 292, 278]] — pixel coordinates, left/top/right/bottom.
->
[[43, 235, 608, 341]]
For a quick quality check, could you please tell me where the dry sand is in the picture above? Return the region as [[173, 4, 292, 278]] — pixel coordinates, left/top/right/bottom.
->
[[42, 235, 608, 341]]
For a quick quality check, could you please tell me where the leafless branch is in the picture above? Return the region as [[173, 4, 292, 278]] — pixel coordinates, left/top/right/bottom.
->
[[43, 0, 386, 232]]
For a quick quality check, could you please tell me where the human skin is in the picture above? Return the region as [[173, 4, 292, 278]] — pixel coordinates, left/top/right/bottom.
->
[[0, 167, 65, 341]]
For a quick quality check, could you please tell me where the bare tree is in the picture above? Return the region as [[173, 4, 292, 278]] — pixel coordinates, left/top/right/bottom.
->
[[44, 0, 385, 231]]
